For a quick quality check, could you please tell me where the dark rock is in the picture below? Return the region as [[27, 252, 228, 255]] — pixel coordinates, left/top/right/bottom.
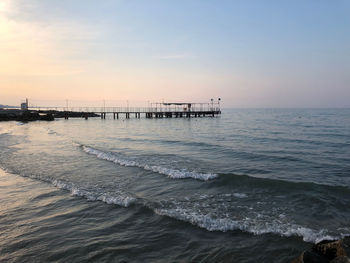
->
[[303, 250, 330, 263], [291, 250, 329, 263], [39, 113, 54, 121], [0, 109, 21, 121], [0, 110, 54, 122], [330, 256, 350, 263], [0, 109, 98, 121], [18, 111, 40, 122], [290, 251, 304, 263], [313, 240, 346, 261], [291, 238, 350, 263], [343, 237, 350, 256], [49, 111, 99, 118]]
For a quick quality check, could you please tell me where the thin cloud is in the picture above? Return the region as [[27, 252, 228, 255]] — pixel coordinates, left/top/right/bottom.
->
[[0, 2, 101, 77], [155, 54, 196, 60]]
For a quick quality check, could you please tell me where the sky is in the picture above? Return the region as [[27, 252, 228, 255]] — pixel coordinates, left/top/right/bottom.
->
[[0, 0, 349, 108]]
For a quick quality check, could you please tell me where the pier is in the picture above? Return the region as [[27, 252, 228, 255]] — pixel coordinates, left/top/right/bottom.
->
[[24, 101, 222, 120]]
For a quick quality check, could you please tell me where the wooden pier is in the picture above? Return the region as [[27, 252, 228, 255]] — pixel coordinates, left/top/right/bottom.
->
[[25, 101, 221, 120], [97, 110, 221, 120]]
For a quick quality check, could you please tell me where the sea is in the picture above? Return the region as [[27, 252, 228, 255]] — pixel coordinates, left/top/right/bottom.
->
[[0, 108, 349, 262]]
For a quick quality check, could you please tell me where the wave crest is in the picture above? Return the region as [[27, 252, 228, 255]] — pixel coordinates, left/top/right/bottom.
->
[[154, 207, 339, 243], [81, 145, 217, 181], [52, 179, 136, 207]]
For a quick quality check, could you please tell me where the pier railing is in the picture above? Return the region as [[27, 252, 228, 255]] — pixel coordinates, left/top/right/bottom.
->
[[27, 106, 221, 113]]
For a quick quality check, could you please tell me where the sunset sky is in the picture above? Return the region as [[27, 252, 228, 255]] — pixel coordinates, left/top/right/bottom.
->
[[0, 0, 349, 108]]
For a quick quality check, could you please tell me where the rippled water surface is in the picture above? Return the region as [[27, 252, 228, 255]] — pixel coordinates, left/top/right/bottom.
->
[[0, 109, 349, 262]]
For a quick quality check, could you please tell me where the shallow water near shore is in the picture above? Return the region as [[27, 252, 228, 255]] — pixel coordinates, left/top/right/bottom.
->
[[0, 108, 349, 262]]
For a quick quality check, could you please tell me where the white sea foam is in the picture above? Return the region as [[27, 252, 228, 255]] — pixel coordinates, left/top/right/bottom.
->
[[1, 166, 346, 243], [154, 207, 339, 243], [97, 194, 136, 207], [11, 171, 136, 208], [51, 179, 136, 207], [82, 145, 217, 181], [47, 128, 57, 135], [233, 193, 248, 198]]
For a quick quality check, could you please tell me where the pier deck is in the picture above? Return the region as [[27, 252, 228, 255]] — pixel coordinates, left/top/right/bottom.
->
[[49, 108, 221, 119]]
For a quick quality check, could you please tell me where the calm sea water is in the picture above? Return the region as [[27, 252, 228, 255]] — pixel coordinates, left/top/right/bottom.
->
[[0, 109, 349, 262]]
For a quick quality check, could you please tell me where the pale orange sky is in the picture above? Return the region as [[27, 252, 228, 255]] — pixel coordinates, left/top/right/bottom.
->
[[1, 0, 349, 108]]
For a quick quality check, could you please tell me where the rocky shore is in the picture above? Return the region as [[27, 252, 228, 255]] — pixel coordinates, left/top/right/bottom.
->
[[292, 237, 350, 263], [0, 109, 99, 122], [40, 110, 100, 118], [0, 109, 54, 122]]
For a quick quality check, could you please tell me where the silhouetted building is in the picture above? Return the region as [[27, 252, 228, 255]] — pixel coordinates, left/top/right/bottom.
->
[[21, 98, 28, 111]]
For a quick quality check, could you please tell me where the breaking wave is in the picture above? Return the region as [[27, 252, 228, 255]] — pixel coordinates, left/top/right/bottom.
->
[[81, 145, 217, 181], [1, 166, 347, 243], [51, 179, 136, 207], [154, 207, 340, 243], [0, 166, 136, 208]]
